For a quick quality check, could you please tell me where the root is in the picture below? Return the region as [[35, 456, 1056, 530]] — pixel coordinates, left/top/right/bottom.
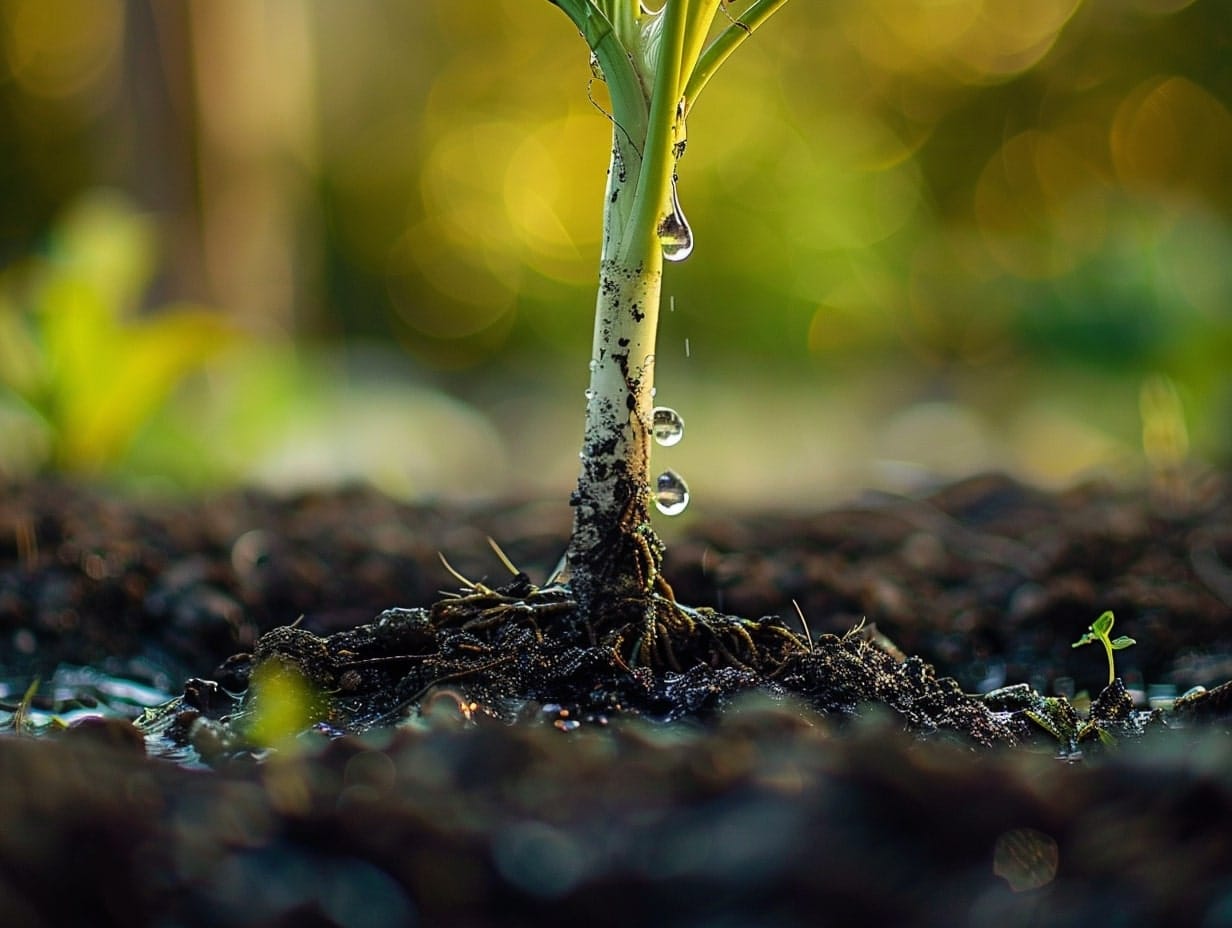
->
[[597, 593, 809, 675], [426, 530, 813, 685], [428, 559, 807, 677], [235, 524, 815, 743], [242, 547, 817, 741]]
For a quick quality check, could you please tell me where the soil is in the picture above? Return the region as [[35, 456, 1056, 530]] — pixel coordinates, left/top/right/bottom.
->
[[2, 472, 1231, 926]]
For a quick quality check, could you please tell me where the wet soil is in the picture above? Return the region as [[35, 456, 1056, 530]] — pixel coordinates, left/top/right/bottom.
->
[[2, 473, 1231, 926]]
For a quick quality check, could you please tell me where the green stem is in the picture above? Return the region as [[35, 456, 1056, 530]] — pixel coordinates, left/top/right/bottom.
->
[[683, 0, 792, 115], [621, 0, 688, 265], [681, 0, 722, 91], [550, 0, 649, 146], [547, 0, 792, 609]]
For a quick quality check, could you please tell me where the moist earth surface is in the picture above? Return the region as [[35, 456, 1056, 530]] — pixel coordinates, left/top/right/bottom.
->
[[1, 473, 1230, 926]]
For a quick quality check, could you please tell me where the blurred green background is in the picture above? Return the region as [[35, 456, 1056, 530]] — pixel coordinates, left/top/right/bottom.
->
[[1, 0, 1229, 509]]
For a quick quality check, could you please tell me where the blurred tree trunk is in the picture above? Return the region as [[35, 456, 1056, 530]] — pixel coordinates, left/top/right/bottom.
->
[[181, 0, 320, 332], [124, 3, 203, 304]]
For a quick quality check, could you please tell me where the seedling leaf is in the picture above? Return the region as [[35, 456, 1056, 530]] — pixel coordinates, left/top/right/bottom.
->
[[1071, 610, 1135, 686]]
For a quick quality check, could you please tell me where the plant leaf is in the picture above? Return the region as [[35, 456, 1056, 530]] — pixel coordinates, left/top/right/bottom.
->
[[0, 295, 44, 399], [58, 305, 236, 470], [1091, 610, 1115, 637], [1110, 636, 1137, 650], [51, 191, 155, 318]]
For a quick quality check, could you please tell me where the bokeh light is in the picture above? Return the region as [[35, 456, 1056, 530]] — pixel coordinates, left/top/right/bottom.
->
[[1, 0, 124, 101], [0, 0, 1229, 499]]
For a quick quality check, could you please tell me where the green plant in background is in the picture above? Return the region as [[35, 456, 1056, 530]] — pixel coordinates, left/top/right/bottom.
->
[[548, 0, 789, 621], [0, 193, 235, 475], [243, 660, 321, 751], [1072, 610, 1136, 687]]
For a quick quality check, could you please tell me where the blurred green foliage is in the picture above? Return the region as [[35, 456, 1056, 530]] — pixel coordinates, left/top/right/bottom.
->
[[0, 193, 235, 474], [0, 0, 1229, 495]]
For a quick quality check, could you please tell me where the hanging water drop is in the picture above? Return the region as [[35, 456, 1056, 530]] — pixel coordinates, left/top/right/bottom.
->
[[658, 175, 693, 262], [651, 406, 684, 447], [654, 469, 690, 516]]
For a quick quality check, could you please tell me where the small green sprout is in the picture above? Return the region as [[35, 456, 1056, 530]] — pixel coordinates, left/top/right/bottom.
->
[[1071, 610, 1136, 687]]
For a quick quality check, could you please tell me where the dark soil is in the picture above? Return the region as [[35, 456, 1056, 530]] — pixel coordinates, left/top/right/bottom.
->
[[2, 472, 1232, 926]]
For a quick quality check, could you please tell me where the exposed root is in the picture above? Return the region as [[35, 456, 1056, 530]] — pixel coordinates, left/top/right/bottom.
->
[[486, 537, 522, 577], [792, 599, 815, 650], [237, 536, 815, 740], [428, 546, 809, 679]]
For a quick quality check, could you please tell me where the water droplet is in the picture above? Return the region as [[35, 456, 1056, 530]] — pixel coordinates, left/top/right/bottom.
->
[[588, 359, 598, 372], [589, 53, 604, 82], [654, 469, 689, 516], [658, 175, 693, 262], [584, 388, 594, 400], [651, 406, 684, 446]]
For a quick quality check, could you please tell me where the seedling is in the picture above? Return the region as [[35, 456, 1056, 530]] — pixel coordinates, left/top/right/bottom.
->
[[1072, 610, 1136, 686], [546, 0, 792, 625]]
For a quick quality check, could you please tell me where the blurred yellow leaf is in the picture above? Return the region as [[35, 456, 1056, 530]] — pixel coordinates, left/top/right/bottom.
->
[[57, 305, 236, 469], [246, 661, 320, 750], [0, 192, 240, 474], [0, 293, 44, 398]]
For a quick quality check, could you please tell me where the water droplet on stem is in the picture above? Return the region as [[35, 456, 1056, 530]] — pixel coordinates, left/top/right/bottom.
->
[[651, 406, 684, 447], [654, 469, 690, 516], [658, 175, 693, 262]]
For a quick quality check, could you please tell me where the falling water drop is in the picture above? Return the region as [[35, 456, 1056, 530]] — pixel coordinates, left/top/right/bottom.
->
[[654, 469, 690, 516], [651, 406, 684, 447], [658, 175, 693, 262]]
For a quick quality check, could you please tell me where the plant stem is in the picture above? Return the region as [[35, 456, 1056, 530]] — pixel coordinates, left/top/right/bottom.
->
[[683, 0, 791, 114], [566, 237, 665, 609], [621, 0, 687, 265], [564, 4, 688, 610], [550, 0, 793, 616]]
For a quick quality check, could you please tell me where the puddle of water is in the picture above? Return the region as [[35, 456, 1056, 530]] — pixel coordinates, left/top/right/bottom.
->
[[0, 664, 208, 762]]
